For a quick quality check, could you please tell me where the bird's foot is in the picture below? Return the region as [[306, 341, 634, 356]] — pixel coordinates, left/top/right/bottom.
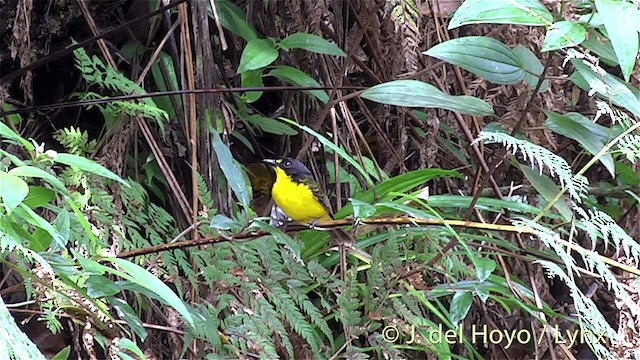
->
[[308, 218, 320, 229]]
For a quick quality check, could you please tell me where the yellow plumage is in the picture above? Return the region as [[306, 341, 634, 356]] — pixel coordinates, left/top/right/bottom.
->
[[271, 166, 332, 223]]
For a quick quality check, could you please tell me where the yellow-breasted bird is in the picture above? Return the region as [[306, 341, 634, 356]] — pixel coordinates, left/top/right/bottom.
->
[[262, 157, 334, 224], [263, 157, 359, 280]]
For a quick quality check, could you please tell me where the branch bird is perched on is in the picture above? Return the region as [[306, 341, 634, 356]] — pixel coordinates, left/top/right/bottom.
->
[[262, 157, 335, 224]]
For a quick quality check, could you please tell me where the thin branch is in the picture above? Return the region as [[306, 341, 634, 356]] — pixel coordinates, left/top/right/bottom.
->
[[116, 217, 536, 259], [0, 86, 366, 117]]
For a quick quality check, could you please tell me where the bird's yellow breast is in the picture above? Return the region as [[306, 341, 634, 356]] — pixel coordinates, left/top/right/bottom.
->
[[271, 167, 331, 223]]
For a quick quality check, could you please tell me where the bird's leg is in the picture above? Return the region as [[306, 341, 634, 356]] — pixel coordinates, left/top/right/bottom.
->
[[308, 218, 320, 229], [339, 244, 346, 282], [281, 219, 290, 232]]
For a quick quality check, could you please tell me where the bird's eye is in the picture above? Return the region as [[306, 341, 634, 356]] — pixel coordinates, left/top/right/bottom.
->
[[285, 161, 291, 166]]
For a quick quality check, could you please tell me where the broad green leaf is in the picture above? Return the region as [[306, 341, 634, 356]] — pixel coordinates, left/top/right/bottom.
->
[[519, 164, 573, 222], [237, 39, 278, 73], [9, 166, 68, 195], [449, 0, 553, 29], [324, 150, 382, 183], [424, 37, 524, 84], [118, 40, 143, 64], [209, 214, 237, 230], [327, 160, 360, 190], [280, 32, 346, 57], [512, 45, 549, 92], [16, 204, 65, 248], [595, 0, 639, 81], [51, 346, 71, 360], [72, 249, 111, 275], [476, 288, 490, 303], [0, 122, 33, 150], [231, 130, 254, 153], [325, 150, 383, 183], [578, 12, 605, 28], [241, 69, 264, 103], [115, 338, 146, 359], [54, 153, 129, 187], [336, 169, 462, 218], [109, 297, 148, 341], [1, 103, 22, 126], [361, 80, 494, 116], [105, 258, 195, 328], [544, 111, 621, 177], [211, 0, 257, 41], [30, 228, 52, 252], [0, 149, 26, 167], [151, 51, 181, 120], [86, 275, 121, 298], [582, 30, 618, 67], [427, 195, 562, 219], [245, 114, 298, 135], [53, 209, 71, 248], [359, 156, 385, 182], [474, 257, 496, 283], [616, 162, 640, 186], [212, 131, 251, 207], [351, 199, 377, 218], [22, 186, 55, 209], [570, 58, 640, 117], [375, 201, 432, 219], [449, 291, 473, 326], [541, 21, 586, 51], [267, 65, 329, 103], [0, 171, 29, 213]]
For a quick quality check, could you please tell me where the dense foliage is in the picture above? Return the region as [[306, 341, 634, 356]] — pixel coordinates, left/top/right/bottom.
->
[[1, 0, 639, 359]]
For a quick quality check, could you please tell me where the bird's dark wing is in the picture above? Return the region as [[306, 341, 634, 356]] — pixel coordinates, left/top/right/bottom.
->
[[300, 174, 335, 219]]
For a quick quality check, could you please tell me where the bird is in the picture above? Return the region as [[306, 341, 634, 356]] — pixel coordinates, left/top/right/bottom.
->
[[262, 157, 335, 224], [263, 157, 357, 280]]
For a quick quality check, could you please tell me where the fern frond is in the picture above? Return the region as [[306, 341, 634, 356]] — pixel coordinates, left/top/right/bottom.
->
[[232, 312, 280, 358], [0, 297, 47, 360], [268, 283, 320, 354], [38, 302, 63, 334], [53, 127, 97, 156], [535, 261, 616, 359], [195, 172, 215, 215], [516, 217, 634, 359], [307, 259, 333, 286], [73, 47, 168, 133], [174, 249, 199, 298], [477, 131, 589, 202], [336, 274, 363, 331], [575, 207, 640, 261], [617, 134, 640, 162], [254, 296, 295, 359], [389, 0, 421, 72], [0, 217, 54, 275], [514, 220, 577, 272], [296, 293, 334, 347]]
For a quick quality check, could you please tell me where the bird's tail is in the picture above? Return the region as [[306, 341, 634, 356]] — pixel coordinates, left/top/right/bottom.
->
[[330, 228, 371, 281]]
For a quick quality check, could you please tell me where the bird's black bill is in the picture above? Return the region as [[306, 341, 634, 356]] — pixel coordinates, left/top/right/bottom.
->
[[263, 158, 278, 167]]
